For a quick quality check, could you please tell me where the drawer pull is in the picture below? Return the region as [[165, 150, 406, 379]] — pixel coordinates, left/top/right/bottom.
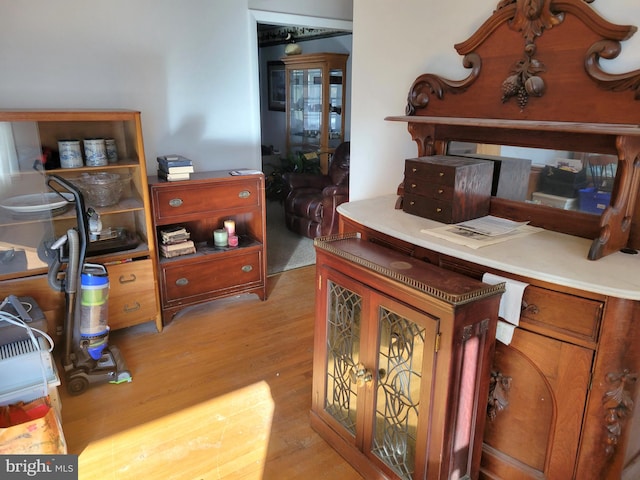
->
[[522, 301, 539, 315], [410, 201, 415, 206], [176, 277, 189, 286], [411, 183, 417, 188], [238, 190, 251, 199], [436, 207, 442, 213], [124, 302, 141, 313], [241, 265, 253, 273], [439, 172, 445, 177], [437, 188, 444, 194], [119, 274, 137, 284], [412, 167, 417, 173], [169, 198, 183, 207]]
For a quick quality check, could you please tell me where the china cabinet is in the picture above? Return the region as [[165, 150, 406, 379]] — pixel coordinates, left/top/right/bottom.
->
[[282, 53, 348, 174], [334, 1, 640, 478], [312, 235, 503, 480], [0, 110, 161, 336], [148, 171, 267, 325]]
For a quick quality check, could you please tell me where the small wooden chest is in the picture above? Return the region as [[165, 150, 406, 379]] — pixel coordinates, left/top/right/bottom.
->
[[403, 155, 494, 223]]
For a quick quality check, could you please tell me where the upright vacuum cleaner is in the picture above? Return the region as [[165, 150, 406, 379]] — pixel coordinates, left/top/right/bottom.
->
[[46, 175, 131, 396]]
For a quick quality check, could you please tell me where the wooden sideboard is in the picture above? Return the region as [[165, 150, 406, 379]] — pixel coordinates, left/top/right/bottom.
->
[[338, 198, 640, 479], [327, 1, 640, 478]]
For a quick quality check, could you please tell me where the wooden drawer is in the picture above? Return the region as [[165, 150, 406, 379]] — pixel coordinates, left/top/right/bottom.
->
[[107, 259, 159, 330], [151, 178, 261, 222], [403, 193, 453, 222], [404, 179, 454, 199], [519, 285, 603, 346], [161, 250, 263, 304]]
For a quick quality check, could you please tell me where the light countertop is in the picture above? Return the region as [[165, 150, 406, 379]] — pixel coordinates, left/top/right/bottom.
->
[[338, 195, 640, 300]]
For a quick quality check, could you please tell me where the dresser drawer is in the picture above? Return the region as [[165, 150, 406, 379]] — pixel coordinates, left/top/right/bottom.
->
[[107, 259, 159, 330], [519, 285, 603, 346], [161, 251, 263, 304], [403, 193, 453, 222], [151, 179, 261, 221], [404, 180, 454, 199]]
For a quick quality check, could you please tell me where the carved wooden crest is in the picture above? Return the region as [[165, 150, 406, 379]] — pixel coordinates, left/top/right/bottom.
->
[[406, 0, 640, 117]]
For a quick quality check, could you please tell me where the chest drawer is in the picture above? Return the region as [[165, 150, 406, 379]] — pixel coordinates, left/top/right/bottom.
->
[[403, 193, 453, 222], [519, 285, 603, 346], [151, 179, 261, 222], [107, 259, 159, 330], [161, 250, 263, 304], [403, 155, 493, 223]]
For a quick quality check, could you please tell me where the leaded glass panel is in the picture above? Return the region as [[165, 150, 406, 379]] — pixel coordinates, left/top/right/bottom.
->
[[324, 280, 362, 435], [372, 306, 425, 480]]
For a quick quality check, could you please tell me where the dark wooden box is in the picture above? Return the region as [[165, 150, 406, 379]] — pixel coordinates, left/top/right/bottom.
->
[[403, 155, 494, 223], [457, 153, 532, 201]]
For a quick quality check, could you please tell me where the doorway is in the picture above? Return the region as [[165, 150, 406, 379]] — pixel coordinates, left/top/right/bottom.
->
[[250, 11, 352, 274]]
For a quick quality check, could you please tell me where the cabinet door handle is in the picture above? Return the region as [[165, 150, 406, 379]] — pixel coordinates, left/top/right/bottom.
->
[[169, 198, 183, 207], [176, 277, 189, 286], [349, 362, 373, 386], [119, 274, 137, 284], [124, 302, 141, 313], [238, 190, 251, 199], [241, 265, 253, 273]]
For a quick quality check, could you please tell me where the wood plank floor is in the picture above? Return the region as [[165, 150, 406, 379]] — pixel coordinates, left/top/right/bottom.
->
[[58, 266, 362, 480]]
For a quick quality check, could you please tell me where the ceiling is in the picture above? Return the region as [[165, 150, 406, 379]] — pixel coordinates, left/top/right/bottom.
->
[[257, 23, 350, 48]]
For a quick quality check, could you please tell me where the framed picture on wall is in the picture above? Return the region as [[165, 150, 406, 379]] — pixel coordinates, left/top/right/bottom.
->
[[268, 61, 286, 111]]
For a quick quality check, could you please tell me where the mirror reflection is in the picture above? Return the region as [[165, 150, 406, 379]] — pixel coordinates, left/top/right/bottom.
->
[[447, 141, 616, 215]]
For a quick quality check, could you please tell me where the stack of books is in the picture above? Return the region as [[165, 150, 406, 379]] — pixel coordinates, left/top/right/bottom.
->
[[159, 226, 196, 258], [157, 155, 194, 181]]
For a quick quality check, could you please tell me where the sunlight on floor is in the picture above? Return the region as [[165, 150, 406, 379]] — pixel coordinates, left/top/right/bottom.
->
[[77, 382, 274, 480]]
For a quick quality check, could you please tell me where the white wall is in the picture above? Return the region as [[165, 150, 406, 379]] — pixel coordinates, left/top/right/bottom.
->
[[0, 0, 352, 174], [1, 0, 638, 192], [349, 0, 640, 201]]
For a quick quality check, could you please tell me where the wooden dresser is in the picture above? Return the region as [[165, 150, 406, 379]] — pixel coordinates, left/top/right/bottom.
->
[[330, 1, 640, 478], [148, 171, 267, 324]]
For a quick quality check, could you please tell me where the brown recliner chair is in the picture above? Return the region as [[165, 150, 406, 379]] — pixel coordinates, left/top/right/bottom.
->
[[283, 141, 350, 239]]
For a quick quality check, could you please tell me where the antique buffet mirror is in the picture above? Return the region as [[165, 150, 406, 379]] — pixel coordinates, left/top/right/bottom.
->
[[387, 0, 640, 260]]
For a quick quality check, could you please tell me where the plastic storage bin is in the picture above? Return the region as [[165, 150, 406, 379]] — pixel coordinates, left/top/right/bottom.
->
[[579, 187, 611, 214]]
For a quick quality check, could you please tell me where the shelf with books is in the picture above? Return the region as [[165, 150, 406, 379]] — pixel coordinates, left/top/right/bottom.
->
[[148, 170, 267, 324]]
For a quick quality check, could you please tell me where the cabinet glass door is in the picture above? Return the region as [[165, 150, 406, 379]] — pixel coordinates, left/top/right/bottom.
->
[[288, 67, 323, 153], [328, 68, 344, 149], [324, 279, 363, 436], [371, 305, 428, 480], [0, 121, 53, 277]]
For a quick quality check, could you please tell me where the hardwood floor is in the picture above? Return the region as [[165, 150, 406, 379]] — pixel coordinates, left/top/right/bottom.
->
[[58, 266, 362, 480]]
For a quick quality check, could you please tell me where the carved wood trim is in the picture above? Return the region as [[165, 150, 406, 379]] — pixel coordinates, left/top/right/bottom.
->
[[585, 40, 640, 99], [488, 370, 512, 421], [589, 136, 640, 260], [603, 369, 638, 456], [406, 53, 481, 116], [407, 0, 639, 115]]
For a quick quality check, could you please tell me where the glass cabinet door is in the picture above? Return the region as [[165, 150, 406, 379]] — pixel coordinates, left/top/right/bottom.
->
[[288, 67, 323, 153], [328, 68, 344, 149], [0, 121, 54, 277]]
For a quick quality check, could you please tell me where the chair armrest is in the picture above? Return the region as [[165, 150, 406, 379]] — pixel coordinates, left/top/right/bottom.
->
[[322, 185, 349, 197]]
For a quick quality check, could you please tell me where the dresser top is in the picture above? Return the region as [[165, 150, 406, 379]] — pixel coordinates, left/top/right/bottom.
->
[[338, 195, 640, 300]]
